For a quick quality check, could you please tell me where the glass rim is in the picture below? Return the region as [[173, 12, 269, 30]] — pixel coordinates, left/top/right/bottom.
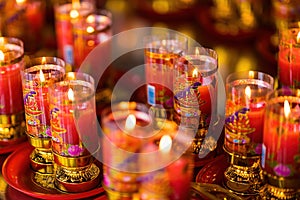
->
[[226, 70, 274, 87], [0, 37, 24, 66]]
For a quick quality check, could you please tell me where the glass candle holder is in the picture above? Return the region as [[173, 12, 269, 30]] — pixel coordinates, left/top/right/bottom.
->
[[261, 88, 300, 199], [173, 46, 218, 155], [54, 0, 95, 68], [224, 71, 274, 195], [278, 20, 300, 89], [73, 9, 112, 70], [21, 57, 65, 179], [49, 72, 100, 193], [0, 37, 26, 145], [144, 32, 188, 121], [101, 102, 153, 199]]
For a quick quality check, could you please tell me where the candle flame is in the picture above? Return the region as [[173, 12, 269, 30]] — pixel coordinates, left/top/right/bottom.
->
[[86, 26, 95, 33], [72, 0, 80, 9], [248, 71, 254, 79], [16, 0, 26, 5], [86, 15, 95, 23], [245, 86, 251, 99], [159, 135, 172, 154], [284, 100, 290, 118], [0, 50, 4, 61], [297, 31, 300, 43], [192, 68, 198, 78], [70, 9, 79, 19], [39, 69, 45, 82], [125, 114, 136, 131], [195, 47, 200, 55], [68, 88, 75, 101]]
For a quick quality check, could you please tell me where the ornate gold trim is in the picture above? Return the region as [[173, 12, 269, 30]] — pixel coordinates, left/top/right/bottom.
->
[[260, 184, 300, 200], [0, 112, 26, 142], [264, 172, 300, 189], [27, 133, 52, 149], [29, 148, 54, 174]]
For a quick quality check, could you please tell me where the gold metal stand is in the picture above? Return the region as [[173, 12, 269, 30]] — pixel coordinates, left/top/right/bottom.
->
[[223, 148, 264, 196], [53, 152, 100, 193], [0, 112, 26, 145]]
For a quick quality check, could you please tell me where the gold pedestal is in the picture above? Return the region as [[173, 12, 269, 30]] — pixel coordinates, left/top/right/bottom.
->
[[260, 174, 300, 199], [0, 112, 26, 145], [53, 152, 100, 193], [223, 149, 264, 196], [27, 134, 54, 174]]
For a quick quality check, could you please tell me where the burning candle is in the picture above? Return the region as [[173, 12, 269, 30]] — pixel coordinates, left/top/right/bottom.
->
[[144, 33, 188, 120], [22, 57, 65, 138], [0, 37, 26, 144], [73, 9, 112, 70], [262, 89, 300, 186], [54, 0, 95, 67], [173, 46, 218, 154], [224, 71, 274, 156], [278, 22, 300, 89], [49, 72, 98, 157]]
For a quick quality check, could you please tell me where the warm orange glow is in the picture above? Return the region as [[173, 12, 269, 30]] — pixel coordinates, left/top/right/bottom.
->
[[192, 68, 198, 78], [68, 88, 75, 101], [245, 86, 251, 99], [195, 47, 200, 55], [86, 15, 95, 23], [159, 135, 172, 154], [39, 69, 45, 82], [125, 114, 136, 131], [16, 0, 26, 5], [248, 71, 254, 79], [0, 51, 4, 61], [297, 31, 300, 43], [72, 0, 80, 9], [284, 100, 290, 118]]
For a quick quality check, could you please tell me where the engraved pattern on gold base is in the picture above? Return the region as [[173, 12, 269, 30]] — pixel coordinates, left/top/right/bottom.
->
[[32, 171, 56, 190], [0, 112, 26, 144], [223, 152, 264, 195], [55, 163, 100, 193], [260, 184, 300, 200]]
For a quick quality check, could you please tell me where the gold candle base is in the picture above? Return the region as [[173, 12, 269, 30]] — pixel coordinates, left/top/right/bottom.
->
[[0, 112, 26, 145], [53, 152, 100, 193], [27, 134, 54, 174], [223, 150, 264, 196], [32, 171, 56, 190], [103, 184, 139, 200]]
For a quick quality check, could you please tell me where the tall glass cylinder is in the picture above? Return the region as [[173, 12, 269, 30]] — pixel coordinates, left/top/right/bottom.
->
[[173, 46, 218, 154], [22, 57, 65, 177], [144, 32, 188, 121], [278, 21, 300, 89], [261, 88, 300, 199], [224, 71, 274, 195], [0, 37, 26, 145], [54, 0, 95, 68], [49, 72, 100, 193]]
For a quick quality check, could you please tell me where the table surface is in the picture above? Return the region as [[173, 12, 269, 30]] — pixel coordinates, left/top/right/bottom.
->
[[0, 0, 279, 199]]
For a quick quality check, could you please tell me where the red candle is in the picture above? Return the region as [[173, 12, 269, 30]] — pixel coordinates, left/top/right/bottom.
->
[[49, 72, 97, 157], [22, 57, 65, 138], [278, 48, 300, 88], [0, 38, 24, 115], [73, 9, 112, 69], [262, 92, 300, 181], [54, 1, 95, 66]]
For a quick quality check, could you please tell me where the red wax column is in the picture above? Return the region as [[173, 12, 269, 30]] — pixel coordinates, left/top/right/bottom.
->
[[21, 57, 65, 138], [49, 72, 98, 157], [54, 0, 95, 67], [262, 89, 300, 188], [0, 37, 24, 115], [73, 9, 112, 70], [144, 33, 187, 119], [224, 71, 274, 156], [278, 23, 300, 88]]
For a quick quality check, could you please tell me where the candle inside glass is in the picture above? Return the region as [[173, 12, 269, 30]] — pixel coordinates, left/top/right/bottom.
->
[[49, 72, 98, 157], [54, 0, 95, 66], [22, 57, 65, 138], [225, 71, 274, 156], [73, 9, 112, 70], [262, 89, 300, 186], [278, 21, 300, 89]]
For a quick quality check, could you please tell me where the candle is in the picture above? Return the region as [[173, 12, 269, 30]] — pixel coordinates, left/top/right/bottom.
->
[[22, 57, 65, 138], [278, 24, 300, 88], [73, 9, 112, 70], [173, 46, 218, 154], [224, 71, 274, 156], [54, 0, 95, 66], [144, 33, 187, 119], [49, 72, 98, 157], [0, 37, 25, 144], [262, 89, 300, 182]]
